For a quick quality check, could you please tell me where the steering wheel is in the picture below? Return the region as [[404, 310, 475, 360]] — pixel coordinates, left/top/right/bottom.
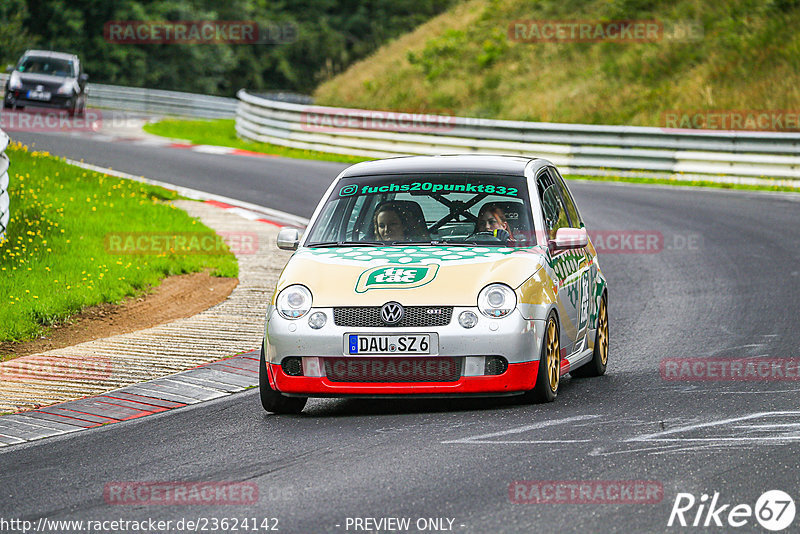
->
[[468, 229, 510, 242]]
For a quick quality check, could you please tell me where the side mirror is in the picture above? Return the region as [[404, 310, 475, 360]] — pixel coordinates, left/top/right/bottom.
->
[[79, 73, 89, 82], [552, 227, 588, 250], [5, 65, 14, 73], [276, 228, 300, 250]]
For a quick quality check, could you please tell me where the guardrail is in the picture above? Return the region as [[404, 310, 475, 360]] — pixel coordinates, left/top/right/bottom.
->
[[0, 128, 10, 241], [0, 73, 236, 118], [236, 89, 800, 184]]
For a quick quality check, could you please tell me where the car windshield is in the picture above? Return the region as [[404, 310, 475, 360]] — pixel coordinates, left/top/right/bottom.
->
[[18, 57, 75, 77], [305, 173, 536, 247]]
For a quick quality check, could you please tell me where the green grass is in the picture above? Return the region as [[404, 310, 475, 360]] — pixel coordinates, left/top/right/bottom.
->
[[143, 119, 369, 164], [315, 0, 800, 128], [0, 142, 238, 343], [565, 174, 800, 193]]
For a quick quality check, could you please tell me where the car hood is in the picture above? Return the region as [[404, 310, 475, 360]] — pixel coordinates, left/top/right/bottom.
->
[[276, 246, 547, 306], [18, 72, 69, 85]]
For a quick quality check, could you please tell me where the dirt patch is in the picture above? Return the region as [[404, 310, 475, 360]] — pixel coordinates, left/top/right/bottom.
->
[[0, 271, 238, 360]]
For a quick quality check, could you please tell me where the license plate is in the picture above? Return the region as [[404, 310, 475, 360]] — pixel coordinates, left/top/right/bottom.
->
[[27, 90, 51, 101], [347, 334, 430, 355]]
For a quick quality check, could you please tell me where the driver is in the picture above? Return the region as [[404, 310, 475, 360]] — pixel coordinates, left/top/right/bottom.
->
[[476, 203, 514, 243], [372, 201, 430, 242], [374, 203, 407, 241]]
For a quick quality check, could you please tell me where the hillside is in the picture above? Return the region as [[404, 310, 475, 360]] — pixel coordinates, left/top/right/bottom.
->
[[314, 0, 800, 128]]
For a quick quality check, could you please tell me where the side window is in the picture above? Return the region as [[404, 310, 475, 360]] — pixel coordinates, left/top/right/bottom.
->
[[550, 167, 582, 228], [536, 170, 570, 241], [344, 194, 368, 239], [311, 201, 342, 242]]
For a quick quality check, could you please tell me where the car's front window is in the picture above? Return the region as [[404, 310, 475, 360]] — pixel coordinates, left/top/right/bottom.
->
[[305, 173, 535, 247], [19, 57, 75, 77]]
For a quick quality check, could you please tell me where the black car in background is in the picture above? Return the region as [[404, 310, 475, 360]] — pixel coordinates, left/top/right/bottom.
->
[[4, 50, 88, 116]]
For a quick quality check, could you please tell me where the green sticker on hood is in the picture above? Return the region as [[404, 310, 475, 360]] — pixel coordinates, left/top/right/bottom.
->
[[306, 245, 525, 263], [355, 264, 439, 293]]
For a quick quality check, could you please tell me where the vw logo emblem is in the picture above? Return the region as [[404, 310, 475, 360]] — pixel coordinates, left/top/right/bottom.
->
[[381, 302, 404, 325]]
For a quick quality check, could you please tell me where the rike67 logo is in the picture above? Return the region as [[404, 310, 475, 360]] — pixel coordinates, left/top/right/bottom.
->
[[668, 490, 796, 531]]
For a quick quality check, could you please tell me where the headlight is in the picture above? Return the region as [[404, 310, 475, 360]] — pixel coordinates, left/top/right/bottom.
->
[[57, 81, 75, 95], [7, 73, 22, 90], [276, 285, 312, 319], [478, 283, 516, 318]]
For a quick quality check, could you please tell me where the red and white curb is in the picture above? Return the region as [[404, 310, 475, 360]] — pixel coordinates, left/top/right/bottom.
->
[[0, 161, 308, 446], [165, 141, 279, 159], [0, 350, 261, 446]]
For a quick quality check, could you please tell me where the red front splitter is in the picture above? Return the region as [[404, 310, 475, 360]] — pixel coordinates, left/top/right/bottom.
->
[[269, 361, 539, 396]]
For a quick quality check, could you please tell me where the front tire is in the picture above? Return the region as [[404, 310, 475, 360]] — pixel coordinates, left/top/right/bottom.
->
[[259, 345, 307, 414], [522, 312, 560, 403], [571, 293, 608, 378]]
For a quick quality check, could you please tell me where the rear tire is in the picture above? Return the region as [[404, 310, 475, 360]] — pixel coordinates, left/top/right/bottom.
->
[[571, 293, 608, 378], [259, 345, 307, 414], [522, 312, 560, 403]]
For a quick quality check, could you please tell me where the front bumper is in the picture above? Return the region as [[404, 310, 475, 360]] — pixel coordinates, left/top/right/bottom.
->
[[269, 361, 539, 396], [265, 306, 544, 396], [5, 90, 74, 109]]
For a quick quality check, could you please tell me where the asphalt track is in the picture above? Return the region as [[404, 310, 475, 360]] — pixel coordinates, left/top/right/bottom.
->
[[3, 129, 800, 533]]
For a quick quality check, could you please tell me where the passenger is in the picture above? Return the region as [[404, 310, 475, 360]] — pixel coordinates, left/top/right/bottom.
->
[[476, 203, 514, 243]]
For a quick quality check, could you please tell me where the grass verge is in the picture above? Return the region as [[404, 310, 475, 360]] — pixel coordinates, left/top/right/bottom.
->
[[0, 142, 238, 343], [143, 118, 368, 164], [565, 174, 800, 193]]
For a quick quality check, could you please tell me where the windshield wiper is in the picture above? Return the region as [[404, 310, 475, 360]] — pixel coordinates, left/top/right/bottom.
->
[[435, 239, 518, 247], [308, 241, 384, 248]]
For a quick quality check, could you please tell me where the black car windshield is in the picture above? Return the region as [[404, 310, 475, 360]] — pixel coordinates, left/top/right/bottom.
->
[[19, 57, 75, 77], [305, 173, 536, 247]]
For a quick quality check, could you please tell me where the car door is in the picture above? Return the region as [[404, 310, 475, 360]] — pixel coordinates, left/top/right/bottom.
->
[[536, 168, 580, 356], [550, 167, 592, 352]]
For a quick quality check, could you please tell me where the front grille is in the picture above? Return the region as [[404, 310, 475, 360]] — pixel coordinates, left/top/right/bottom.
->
[[324, 357, 462, 382], [21, 81, 62, 93], [334, 306, 453, 327]]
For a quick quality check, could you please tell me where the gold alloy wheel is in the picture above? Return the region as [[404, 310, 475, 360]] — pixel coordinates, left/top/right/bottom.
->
[[546, 317, 560, 392], [597, 298, 609, 366]]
